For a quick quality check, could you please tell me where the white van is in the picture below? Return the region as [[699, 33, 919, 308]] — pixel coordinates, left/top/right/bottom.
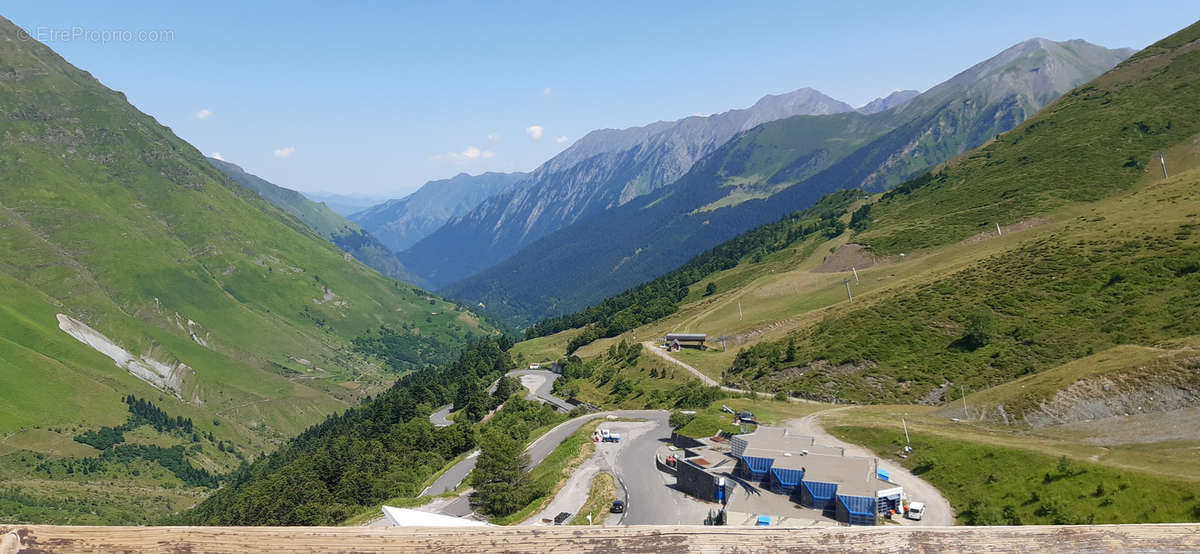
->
[[906, 502, 925, 521]]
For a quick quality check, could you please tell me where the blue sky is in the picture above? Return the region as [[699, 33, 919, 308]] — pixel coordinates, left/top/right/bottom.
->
[[4, 2, 1197, 198]]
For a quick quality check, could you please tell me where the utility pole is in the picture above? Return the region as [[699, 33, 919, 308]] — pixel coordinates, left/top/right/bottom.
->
[[1160, 152, 1168, 179], [843, 278, 853, 303], [902, 417, 911, 452], [738, 301, 743, 321], [851, 267, 859, 284], [961, 386, 968, 419], [995, 222, 1002, 236]]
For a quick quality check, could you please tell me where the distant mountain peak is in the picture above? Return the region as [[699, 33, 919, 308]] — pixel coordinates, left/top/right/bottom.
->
[[894, 36, 1134, 118], [856, 90, 921, 114], [554, 87, 853, 169], [352, 171, 526, 253]]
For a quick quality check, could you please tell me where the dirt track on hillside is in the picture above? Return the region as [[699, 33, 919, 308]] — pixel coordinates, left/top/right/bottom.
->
[[788, 408, 955, 526]]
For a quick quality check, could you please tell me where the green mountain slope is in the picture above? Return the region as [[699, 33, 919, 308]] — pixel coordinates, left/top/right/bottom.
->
[[0, 16, 493, 523], [546, 20, 1200, 406], [445, 38, 1130, 327], [178, 338, 515, 526], [207, 158, 350, 238], [853, 30, 1197, 255], [206, 157, 417, 283], [731, 27, 1200, 399]]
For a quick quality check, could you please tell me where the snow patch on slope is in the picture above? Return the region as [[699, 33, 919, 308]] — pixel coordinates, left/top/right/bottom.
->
[[56, 314, 199, 403]]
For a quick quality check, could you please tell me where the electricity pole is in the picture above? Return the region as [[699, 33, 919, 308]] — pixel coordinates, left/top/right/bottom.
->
[[961, 386, 968, 419], [996, 222, 1002, 236], [843, 278, 853, 303], [1160, 152, 1168, 179], [738, 301, 743, 321], [851, 267, 859, 284]]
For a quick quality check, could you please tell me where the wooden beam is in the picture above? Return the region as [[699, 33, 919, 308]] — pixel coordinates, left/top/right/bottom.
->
[[3, 524, 1199, 553]]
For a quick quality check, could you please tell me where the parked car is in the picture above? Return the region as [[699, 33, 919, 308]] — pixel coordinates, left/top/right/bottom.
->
[[610, 500, 625, 513], [553, 512, 572, 525], [906, 502, 925, 521], [736, 411, 757, 424]]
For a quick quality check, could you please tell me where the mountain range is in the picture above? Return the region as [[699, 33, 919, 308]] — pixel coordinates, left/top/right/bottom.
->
[[396, 88, 862, 287], [440, 37, 1133, 326], [351, 171, 526, 254]]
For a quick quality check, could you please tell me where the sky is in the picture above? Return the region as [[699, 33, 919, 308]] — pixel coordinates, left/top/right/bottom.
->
[[4, 2, 1197, 198]]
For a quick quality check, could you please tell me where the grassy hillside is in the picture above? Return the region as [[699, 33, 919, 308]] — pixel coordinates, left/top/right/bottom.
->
[[0, 16, 493, 523], [524, 190, 859, 350], [206, 157, 418, 284], [206, 158, 351, 239], [833, 424, 1200, 525], [729, 170, 1197, 400], [720, 19, 1200, 402]]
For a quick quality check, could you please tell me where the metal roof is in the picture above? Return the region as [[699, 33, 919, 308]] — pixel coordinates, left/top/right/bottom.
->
[[382, 506, 493, 527]]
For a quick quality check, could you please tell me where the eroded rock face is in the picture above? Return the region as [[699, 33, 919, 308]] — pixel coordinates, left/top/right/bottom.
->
[[56, 313, 200, 404], [1023, 361, 1200, 428]]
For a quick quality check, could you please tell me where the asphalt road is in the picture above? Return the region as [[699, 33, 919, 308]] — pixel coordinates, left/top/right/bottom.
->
[[508, 369, 574, 411], [430, 404, 453, 427], [427, 370, 572, 428], [421, 409, 710, 525], [422, 407, 603, 499], [611, 411, 713, 525], [524, 418, 652, 525], [416, 391, 949, 527], [422, 449, 480, 496]]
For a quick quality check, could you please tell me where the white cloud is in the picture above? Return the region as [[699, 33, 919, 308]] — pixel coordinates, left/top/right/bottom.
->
[[436, 145, 495, 163], [525, 125, 544, 140], [194, 109, 213, 119], [273, 146, 296, 158], [542, 87, 552, 96], [210, 151, 224, 161], [554, 136, 569, 145], [487, 132, 501, 142]]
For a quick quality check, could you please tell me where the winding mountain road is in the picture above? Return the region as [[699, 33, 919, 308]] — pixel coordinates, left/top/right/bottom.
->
[[429, 404, 454, 427], [416, 409, 711, 525], [422, 406, 601, 498], [410, 352, 953, 527], [429, 369, 572, 428]]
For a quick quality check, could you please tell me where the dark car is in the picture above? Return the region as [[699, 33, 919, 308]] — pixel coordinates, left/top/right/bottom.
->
[[610, 500, 625, 513], [553, 511, 572, 525], [736, 411, 757, 424]]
